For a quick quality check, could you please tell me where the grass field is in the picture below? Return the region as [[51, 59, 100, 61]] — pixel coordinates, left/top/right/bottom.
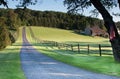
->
[[0, 27, 25, 79], [26, 26, 120, 77], [0, 26, 118, 78], [30, 26, 110, 44]]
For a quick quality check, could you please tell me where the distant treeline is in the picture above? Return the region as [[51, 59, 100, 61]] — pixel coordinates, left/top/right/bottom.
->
[[0, 8, 120, 49], [15, 8, 105, 30]]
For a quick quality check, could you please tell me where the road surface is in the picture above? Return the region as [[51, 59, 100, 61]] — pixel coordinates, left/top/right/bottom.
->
[[20, 27, 120, 79]]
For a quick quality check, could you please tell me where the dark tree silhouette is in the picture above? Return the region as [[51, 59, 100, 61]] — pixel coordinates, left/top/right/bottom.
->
[[64, 0, 120, 62], [0, 0, 37, 9], [0, 0, 8, 8]]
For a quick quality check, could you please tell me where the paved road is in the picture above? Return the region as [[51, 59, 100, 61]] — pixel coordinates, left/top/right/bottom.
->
[[20, 27, 120, 79]]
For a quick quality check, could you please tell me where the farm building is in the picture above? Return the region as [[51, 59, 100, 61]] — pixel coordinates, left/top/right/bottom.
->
[[84, 26, 108, 37]]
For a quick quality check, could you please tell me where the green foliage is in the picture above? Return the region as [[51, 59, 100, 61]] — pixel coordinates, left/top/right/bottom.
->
[[0, 8, 105, 31], [0, 17, 11, 49], [0, 28, 25, 79], [0, 9, 20, 49], [14, 8, 104, 30], [6, 9, 19, 30], [0, 8, 106, 49]]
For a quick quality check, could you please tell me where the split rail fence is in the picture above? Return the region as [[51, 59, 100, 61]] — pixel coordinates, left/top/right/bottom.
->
[[28, 27, 112, 56]]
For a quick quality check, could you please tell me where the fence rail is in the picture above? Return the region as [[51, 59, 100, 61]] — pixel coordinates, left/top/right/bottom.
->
[[28, 26, 112, 56]]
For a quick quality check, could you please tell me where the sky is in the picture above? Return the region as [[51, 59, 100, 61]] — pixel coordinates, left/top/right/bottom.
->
[[0, 0, 120, 22]]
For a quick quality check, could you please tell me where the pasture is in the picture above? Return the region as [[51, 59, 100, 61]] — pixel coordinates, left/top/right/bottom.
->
[[26, 26, 120, 77], [29, 26, 110, 44]]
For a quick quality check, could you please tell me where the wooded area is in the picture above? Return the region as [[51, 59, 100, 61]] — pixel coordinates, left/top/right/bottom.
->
[[0, 8, 120, 49]]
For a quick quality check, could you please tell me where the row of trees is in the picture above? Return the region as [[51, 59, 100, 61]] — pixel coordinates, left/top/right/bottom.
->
[[1, 0, 120, 62], [0, 8, 106, 49], [15, 8, 105, 31], [1, 8, 120, 50], [1, 8, 120, 61]]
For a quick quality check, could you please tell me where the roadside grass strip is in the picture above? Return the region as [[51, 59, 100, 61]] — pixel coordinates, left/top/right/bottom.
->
[[0, 27, 25, 79], [26, 26, 120, 77], [31, 44, 120, 77]]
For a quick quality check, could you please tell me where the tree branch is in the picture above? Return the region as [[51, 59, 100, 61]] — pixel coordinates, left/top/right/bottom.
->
[[118, 0, 120, 8], [0, 0, 8, 8], [90, 0, 119, 39]]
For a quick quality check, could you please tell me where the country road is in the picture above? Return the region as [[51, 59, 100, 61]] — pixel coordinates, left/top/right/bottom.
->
[[20, 27, 120, 79]]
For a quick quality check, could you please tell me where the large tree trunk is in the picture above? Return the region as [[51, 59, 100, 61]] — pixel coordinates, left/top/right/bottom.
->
[[90, 0, 120, 62]]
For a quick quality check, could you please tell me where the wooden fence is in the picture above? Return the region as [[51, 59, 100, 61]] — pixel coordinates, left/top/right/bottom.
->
[[28, 26, 112, 56], [41, 41, 112, 56]]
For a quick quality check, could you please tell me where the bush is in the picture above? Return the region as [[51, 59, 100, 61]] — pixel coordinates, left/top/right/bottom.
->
[[0, 17, 11, 49]]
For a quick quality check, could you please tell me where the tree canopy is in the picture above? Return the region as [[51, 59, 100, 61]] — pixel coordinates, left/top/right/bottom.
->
[[1, 0, 120, 62], [0, 0, 37, 8], [64, 0, 119, 17], [0, 7, 106, 49], [64, 0, 120, 62]]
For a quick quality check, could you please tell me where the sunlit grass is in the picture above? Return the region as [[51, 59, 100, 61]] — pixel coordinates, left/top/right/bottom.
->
[[29, 26, 110, 44], [0, 27, 25, 79], [26, 26, 120, 77], [28, 43, 120, 77], [32, 44, 120, 77]]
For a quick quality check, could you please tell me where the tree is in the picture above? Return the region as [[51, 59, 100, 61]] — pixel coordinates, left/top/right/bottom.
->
[[0, 0, 8, 8], [64, 0, 120, 62], [6, 9, 19, 30], [0, 17, 11, 49], [1, 0, 120, 62]]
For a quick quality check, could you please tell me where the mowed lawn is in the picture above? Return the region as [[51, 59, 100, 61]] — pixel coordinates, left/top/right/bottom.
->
[[26, 26, 120, 77], [0, 27, 25, 79]]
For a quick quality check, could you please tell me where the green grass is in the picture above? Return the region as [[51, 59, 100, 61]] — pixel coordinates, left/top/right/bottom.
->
[[0, 27, 25, 79], [30, 26, 110, 44], [26, 26, 120, 77], [36, 47, 120, 76]]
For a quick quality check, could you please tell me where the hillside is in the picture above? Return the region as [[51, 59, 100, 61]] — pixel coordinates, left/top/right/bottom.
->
[[0, 8, 110, 49], [25, 26, 120, 77], [28, 26, 110, 44]]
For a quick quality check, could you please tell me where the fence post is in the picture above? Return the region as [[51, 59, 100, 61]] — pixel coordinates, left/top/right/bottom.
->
[[78, 44, 80, 53], [88, 44, 90, 54], [55, 42, 58, 47], [58, 43, 60, 49], [99, 44, 102, 56], [66, 44, 68, 51], [71, 44, 73, 51]]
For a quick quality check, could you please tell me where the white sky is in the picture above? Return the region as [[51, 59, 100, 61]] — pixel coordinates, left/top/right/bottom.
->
[[0, 0, 120, 22]]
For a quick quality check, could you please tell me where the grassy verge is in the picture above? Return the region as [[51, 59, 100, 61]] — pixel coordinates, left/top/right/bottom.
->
[[33, 45, 120, 77], [0, 27, 25, 79], [26, 26, 120, 77]]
